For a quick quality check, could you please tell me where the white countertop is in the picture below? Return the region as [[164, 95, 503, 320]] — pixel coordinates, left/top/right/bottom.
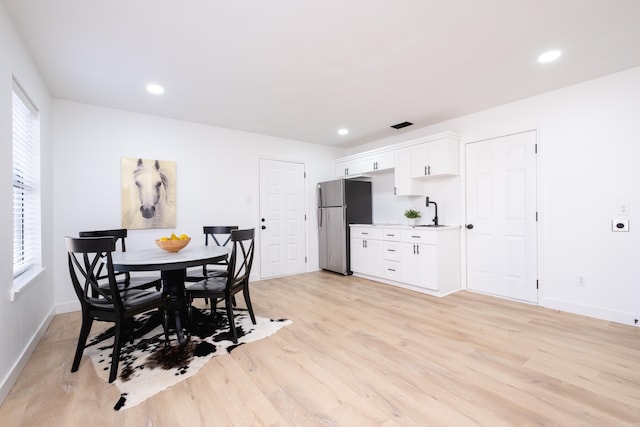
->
[[350, 223, 460, 230]]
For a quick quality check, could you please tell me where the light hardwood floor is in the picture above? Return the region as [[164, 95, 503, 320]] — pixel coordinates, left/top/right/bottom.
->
[[1, 271, 639, 426]]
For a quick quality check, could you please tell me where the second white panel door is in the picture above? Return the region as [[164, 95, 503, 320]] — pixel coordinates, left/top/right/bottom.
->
[[465, 131, 538, 303]]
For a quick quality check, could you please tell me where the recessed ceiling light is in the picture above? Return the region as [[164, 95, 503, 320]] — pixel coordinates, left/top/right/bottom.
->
[[338, 128, 349, 136], [146, 83, 165, 95], [538, 50, 562, 63]]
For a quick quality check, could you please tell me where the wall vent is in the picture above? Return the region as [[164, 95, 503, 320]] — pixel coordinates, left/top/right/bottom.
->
[[391, 121, 413, 129]]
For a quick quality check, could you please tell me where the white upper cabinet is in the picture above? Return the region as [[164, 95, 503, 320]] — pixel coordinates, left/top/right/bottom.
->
[[335, 131, 460, 182], [364, 151, 394, 173], [394, 148, 423, 196], [335, 149, 394, 177], [410, 137, 459, 178], [335, 158, 365, 178]]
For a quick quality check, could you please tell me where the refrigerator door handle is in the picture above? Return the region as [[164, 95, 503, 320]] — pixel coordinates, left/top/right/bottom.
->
[[318, 208, 322, 227], [317, 186, 322, 208]]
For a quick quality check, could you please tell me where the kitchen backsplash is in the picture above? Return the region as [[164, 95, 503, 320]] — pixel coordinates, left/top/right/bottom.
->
[[368, 171, 462, 226]]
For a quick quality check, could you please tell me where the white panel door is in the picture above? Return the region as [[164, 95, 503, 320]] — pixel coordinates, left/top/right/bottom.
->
[[465, 131, 538, 303], [259, 159, 306, 279]]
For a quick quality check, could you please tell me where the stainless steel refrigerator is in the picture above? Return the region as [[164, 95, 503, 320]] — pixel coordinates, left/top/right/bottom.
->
[[318, 179, 372, 274]]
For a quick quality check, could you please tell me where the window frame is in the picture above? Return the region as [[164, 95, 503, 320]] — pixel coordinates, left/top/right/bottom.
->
[[11, 78, 43, 302]]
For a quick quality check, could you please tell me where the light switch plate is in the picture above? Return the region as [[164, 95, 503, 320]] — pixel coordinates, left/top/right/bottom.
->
[[612, 219, 629, 232], [617, 203, 630, 215]]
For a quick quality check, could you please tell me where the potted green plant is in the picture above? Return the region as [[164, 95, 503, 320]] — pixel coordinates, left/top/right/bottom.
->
[[404, 209, 421, 227]]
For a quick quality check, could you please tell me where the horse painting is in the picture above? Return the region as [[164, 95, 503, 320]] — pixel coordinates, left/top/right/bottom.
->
[[121, 157, 176, 229]]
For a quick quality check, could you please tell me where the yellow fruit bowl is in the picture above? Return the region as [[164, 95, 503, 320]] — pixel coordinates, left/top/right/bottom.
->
[[155, 237, 191, 253]]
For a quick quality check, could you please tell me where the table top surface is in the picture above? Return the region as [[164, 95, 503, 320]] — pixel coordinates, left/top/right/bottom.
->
[[112, 245, 229, 272]]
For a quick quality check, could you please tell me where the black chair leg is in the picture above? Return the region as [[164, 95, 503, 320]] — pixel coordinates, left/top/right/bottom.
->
[[125, 318, 135, 344], [226, 297, 237, 343], [243, 286, 256, 325], [109, 323, 123, 383], [72, 313, 93, 372]]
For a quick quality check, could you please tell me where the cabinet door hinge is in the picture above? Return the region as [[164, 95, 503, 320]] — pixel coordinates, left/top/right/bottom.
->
[[304, 214, 307, 220], [304, 171, 307, 178], [305, 256, 307, 263], [535, 211, 538, 221], [535, 143, 538, 154], [536, 280, 539, 289]]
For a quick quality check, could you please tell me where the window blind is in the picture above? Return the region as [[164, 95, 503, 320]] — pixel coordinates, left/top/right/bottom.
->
[[12, 82, 41, 279]]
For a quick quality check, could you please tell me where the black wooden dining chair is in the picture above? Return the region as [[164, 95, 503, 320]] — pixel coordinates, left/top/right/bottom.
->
[[79, 228, 161, 291], [66, 236, 169, 383], [185, 228, 256, 343], [185, 226, 238, 282]]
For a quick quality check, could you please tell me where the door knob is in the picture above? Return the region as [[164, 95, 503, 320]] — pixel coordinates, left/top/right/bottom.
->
[[261, 225, 266, 230], [466, 224, 474, 229]]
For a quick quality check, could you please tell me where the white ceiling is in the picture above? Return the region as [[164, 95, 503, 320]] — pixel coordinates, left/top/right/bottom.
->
[[4, 0, 640, 147]]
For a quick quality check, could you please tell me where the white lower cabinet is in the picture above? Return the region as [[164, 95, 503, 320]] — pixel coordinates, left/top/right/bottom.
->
[[350, 237, 384, 277], [383, 259, 402, 280], [400, 242, 437, 290], [382, 240, 402, 280], [350, 225, 460, 296]]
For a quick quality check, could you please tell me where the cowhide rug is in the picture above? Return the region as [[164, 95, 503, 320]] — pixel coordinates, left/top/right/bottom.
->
[[85, 308, 291, 410]]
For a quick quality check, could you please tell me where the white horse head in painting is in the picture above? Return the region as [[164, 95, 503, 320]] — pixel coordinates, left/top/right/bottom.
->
[[134, 158, 168, 219]]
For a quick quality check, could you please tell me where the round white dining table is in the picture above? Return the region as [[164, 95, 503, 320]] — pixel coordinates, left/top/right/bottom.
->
[[112, 245, 230, 344]]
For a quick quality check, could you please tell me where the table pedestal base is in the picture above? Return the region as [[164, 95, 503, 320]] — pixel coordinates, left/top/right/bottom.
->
[[161, 269, 188, 345]]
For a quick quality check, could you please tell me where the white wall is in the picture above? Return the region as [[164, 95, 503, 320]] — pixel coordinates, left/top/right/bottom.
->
[[52, 100, 343, 311], [349, 66, 640, 326], [0, 3, 54, 401]]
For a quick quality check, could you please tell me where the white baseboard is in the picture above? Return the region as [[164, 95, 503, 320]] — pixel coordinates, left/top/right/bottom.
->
[[543, 297, 640, 327], [351, 272, 461, 298], [56, 300, 80, 314], [0, 306, 55, 405]]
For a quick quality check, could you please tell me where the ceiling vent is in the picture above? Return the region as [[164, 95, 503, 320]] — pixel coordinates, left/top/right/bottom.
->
[[390, 121, 413, 129]]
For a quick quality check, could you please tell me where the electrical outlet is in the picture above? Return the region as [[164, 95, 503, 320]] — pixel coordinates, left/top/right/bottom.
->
[[612, 219, 629, 232], [576, 276, 585, 287]]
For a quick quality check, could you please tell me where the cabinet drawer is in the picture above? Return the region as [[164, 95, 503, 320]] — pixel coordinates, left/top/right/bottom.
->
[[401, 229, 437, 244], [382, 229, 401, 241], [383, 241, 401, 261], [383, 260, 401, 280], [351, 227, 383, 239]]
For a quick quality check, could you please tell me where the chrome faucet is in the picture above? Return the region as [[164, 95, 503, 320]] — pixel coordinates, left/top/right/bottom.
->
[[426, 197, 438, 226]]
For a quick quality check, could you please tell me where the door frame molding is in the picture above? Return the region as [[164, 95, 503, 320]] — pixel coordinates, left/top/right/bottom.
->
[[461, 127, 544, 304]]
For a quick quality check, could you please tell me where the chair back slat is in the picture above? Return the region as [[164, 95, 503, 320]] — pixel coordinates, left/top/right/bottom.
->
[[66, 236, 124, 311], [79, 228, 128, 251], [203, 226, 238, 248], [78, 229, 130, 282], [226, 228, 255, 288], [201, 226, 238, 275]]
